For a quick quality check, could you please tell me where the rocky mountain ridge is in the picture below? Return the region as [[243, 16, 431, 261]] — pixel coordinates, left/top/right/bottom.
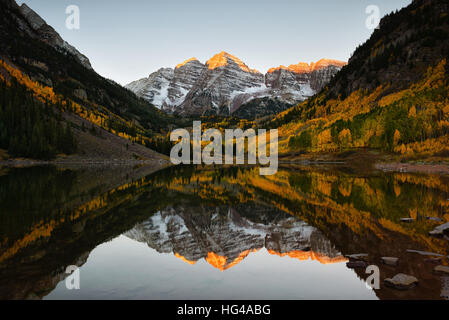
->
[[126, 52, 346, 117], [18, 3, 93, 70]]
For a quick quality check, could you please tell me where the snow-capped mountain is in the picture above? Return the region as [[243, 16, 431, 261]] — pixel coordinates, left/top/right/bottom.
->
[[126, 67, 174, 106], [125, 205, 345, 270], [166, 58, 206, 112], [179, 52, 266, 116], [265, 59, 347, 103], [125, 52, 346, 117], [126, 58, 207, 113]]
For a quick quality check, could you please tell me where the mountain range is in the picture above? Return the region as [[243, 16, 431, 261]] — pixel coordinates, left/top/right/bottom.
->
[[125, 52, 346, 117], [125, 205, 345, 271]]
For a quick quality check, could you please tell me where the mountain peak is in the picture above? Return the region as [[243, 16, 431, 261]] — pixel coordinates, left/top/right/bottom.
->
[[311, 59, 347, 71], [268, 59, 347, 74], [206, 51, 260, 74], [175, 57, 200, 69]]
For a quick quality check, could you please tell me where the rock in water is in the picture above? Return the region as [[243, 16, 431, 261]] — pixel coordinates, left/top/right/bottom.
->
[[406, 249, 444, 257], [346, 253, 369, 260], [441, 277, 449, 300], [429, 222, 449, 237], [426, 217, 443, 222], [381, 257, 399, 266], [346, 261, 367, 269], [384, 274, 418, 290], [434, 265, 449, 275], [424, 257, 442, 264]]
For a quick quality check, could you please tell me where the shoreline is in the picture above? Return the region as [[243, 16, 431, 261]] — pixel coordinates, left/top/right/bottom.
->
[[0, 158, 171, 168], [2, 154, 449, 176], [278, 148, 449, 175], [374, 162, 449, 175]]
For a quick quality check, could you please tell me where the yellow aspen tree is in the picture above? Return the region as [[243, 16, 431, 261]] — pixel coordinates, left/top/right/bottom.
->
[[338, 129, 352, 150], [393, 129, 401, 146]]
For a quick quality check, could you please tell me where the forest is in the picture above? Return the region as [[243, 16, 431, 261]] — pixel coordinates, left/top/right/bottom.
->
[[0, 79, 76, 159]]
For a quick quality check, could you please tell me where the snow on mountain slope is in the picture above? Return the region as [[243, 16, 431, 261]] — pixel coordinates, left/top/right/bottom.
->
[[126, 53, 346, 116], [125, 59, 205, 111], [125, 67, 173, 107], [265, 59, 347, 101], [178, 52, 266, 115]]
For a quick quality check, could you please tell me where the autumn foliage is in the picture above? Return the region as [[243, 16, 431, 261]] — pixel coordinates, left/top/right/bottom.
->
[[271, 59, 449, 157]]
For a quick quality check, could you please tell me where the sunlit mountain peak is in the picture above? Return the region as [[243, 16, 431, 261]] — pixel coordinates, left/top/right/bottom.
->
[[206, 51, 260, 74], [267, 250, 348, 264], [175, 57, 199, 69], [173, 249, 347, 271], [311, 58, 347, 71], [267, 59, 347, 74], [205, 250, 259, 271], [174, 252, 197, 265]]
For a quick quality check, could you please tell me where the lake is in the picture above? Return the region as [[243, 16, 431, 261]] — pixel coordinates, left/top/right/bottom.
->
[[0, 164, 448, 300]]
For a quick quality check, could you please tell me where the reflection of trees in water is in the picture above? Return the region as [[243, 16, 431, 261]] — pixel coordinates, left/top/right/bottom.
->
[[0, 166, 77, 238]]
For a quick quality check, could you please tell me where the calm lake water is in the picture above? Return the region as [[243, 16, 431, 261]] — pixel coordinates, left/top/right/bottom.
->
[[0, 164, 448, 300]]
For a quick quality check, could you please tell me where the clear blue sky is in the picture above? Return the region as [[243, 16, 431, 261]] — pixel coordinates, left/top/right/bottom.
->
[[18, 0, 411, 85]]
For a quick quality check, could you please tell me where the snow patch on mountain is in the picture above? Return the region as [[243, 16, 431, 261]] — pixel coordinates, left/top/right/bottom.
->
[[125, 52, 346, 116]]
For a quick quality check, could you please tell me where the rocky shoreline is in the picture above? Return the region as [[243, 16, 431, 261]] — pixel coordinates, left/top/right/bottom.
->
[[0, 157, 171, 168], [374, 162, 449, 175]]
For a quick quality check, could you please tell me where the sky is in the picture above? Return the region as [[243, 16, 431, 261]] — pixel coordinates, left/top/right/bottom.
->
[[17, 0, 412, 86]]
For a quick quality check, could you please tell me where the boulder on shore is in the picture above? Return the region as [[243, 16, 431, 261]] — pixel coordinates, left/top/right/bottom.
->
[[384, 273, 418, 290]]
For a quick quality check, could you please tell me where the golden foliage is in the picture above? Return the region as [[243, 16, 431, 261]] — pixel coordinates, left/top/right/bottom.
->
[[275, 59, 448, 156], [0, 59, 149, 145]]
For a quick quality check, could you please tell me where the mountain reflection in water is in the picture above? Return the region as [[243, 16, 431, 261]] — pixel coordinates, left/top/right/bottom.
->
[[126, 206, 346, 271], [0, 165, 448, 300]]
